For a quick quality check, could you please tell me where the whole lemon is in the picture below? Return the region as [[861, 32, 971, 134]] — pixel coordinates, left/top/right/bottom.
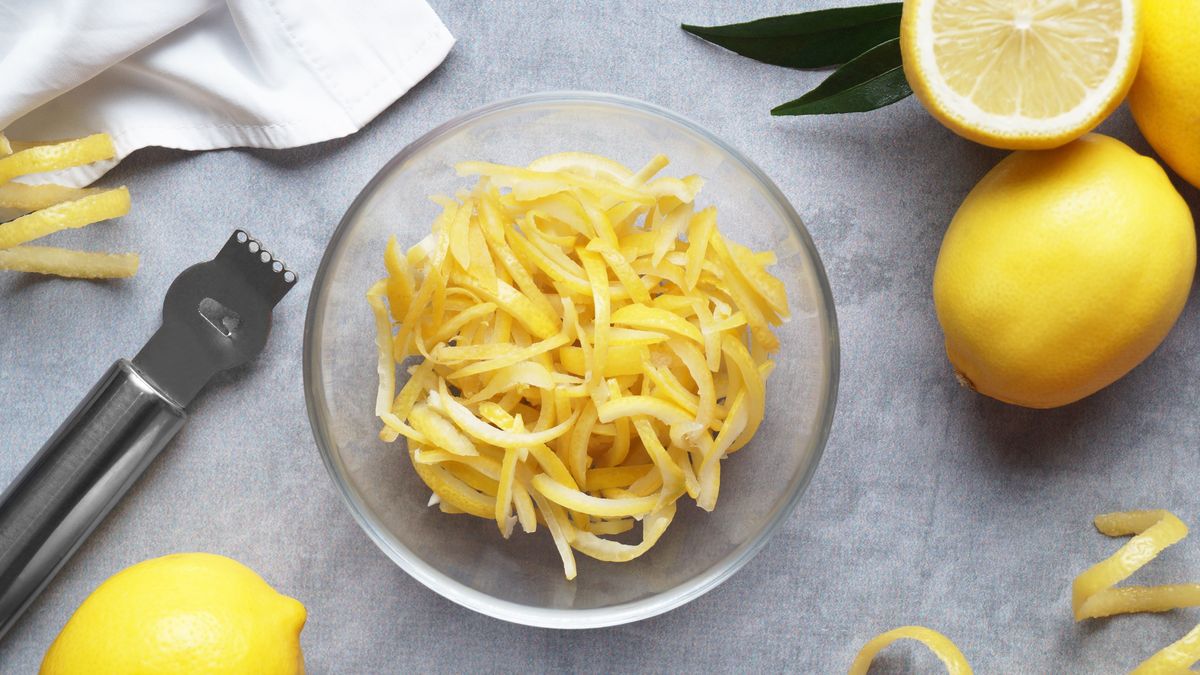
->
[[933, 134, 1195, 409], [40, 553, 306, 675], [1129, 0, 1200, 188]]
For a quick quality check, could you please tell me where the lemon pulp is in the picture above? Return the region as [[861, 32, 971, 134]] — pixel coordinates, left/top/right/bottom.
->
[[901, 0, 1141, 149]]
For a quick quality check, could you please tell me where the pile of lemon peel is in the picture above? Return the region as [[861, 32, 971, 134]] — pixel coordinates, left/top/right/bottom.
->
[[0, 132, 137, 278], [851, 510, 1200, 674], [369, 151, 786, 578]]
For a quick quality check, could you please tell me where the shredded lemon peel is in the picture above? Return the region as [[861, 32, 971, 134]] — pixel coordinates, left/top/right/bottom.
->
[[370, 151, 786, 579]]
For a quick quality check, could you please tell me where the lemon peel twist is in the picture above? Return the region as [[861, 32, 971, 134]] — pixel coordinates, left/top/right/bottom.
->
[[1074, 510, 1200, 673], [847, 626, 973, 675], [1074, 510, 1200, 620]]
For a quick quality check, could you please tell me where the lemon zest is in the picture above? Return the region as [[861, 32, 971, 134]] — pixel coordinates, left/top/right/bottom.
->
[[0, 133, 115, 184], [530, 474, 657, 518], [0, 187, 130, 249], [0, 246, 137, 278], [848, 626, 973, 675], [1132, 623, 1200, 674], [374, 152, 786, 578]]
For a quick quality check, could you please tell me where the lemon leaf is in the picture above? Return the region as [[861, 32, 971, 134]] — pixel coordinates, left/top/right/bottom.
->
[[771, 38, 911, 116], [681, 3, 901, 69]]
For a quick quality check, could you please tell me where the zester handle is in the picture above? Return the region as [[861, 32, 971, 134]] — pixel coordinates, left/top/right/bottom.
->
[[0, 359, 185, 639]]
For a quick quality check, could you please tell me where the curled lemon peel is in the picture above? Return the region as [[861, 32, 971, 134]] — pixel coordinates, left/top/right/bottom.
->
[[1132, 622, 1200, 675], [1074, 510, 1200, 620], [848, 626, 973, 675], [1074, 509, 1200, 674], [849, 512, 1200, 674], [370, 151, 786, 577]]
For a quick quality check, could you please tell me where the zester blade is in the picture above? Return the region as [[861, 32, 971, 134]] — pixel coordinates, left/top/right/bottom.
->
[[133, 230, 297, 407]]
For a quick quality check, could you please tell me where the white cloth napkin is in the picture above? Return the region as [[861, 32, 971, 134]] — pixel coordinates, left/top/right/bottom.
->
[[0, 0, 454, 186]]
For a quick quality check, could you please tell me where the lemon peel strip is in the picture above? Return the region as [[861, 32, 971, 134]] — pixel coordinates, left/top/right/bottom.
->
[[430, 381, 578, 449], [530, 489, 577, 580], [1072, 510, 1200, 673], [1131, 622, 1200, 674], [0, 246, 137, 279], [495, 446, 520, 537], [586, 464, 654, 490], [572, 502, 676, 563], [596, 396, 692, 426], [0, 133, 115, 184], [450, 331, 572, 379], [455, 161, 652, 205], [367, 281, 395, 417], [848, 626, 973, 675], [384, 236, 414, 323], [611, 303, 703, 343], [0, 183, 101, 211], [408, 402, 479, 457], [408, 448, 494, 520], [0, 187, 130, 249], [530, 474, 657, 518]]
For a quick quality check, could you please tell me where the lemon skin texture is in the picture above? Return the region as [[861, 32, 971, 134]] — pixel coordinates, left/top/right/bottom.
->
[[40, 553, 306, 675], [1129, 0, 1200, 189], [933, 134, 1195, 409]]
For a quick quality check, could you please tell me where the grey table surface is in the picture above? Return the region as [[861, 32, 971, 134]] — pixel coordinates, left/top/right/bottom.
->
[[3, 1, 1200, 673]]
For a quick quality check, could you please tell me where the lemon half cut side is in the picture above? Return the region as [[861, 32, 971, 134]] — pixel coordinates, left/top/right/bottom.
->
[[900, 0, 1142, 149]]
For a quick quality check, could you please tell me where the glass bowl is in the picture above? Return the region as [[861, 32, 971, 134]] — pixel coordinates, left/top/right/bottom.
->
[[303, 91, 839, 628]]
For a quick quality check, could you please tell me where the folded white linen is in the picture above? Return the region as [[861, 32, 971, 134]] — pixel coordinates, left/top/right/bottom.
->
[[0, 0, 454, 185]]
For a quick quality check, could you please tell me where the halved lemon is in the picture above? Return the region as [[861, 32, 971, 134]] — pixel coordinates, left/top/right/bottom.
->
[[900, 0, 1142, 149]]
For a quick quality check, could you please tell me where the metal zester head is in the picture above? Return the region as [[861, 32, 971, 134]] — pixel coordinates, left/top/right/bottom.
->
[[133, 230, 297, 407]]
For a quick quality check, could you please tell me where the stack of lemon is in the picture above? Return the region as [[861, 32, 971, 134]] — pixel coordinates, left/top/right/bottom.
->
[[899, 0, 1200, 409]]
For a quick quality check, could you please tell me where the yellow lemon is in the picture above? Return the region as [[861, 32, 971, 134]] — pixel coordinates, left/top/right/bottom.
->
[[900, 0, 1142, 149], [1129, 0, 1200, 189], [40, 553, 306, 675], [933, 134, 1195, 409]]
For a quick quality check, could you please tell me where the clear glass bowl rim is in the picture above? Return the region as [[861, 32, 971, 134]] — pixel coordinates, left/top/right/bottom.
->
[[303, 90, 841, 629]]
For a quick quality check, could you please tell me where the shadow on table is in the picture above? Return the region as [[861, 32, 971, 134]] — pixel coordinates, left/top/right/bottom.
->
[[946, 334, 1193, 474]]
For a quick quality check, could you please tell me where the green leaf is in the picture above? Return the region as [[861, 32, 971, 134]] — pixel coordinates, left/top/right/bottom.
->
[[682, 3, 902, 69], [771, 38, 912, 116]]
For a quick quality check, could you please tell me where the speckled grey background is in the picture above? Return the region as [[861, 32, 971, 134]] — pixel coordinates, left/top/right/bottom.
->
[[3, 1, 1200, 672]]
